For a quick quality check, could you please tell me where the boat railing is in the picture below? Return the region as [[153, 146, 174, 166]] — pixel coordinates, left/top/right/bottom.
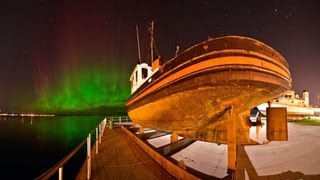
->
[[35, 117, 112, 180], [106, 116, 131, 123]]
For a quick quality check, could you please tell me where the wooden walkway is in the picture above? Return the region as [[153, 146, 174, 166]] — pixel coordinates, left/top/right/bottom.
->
[[76, 127, 174, 180]]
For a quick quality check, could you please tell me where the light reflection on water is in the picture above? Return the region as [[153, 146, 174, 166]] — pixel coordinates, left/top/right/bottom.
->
[[0, 116, 103, 179]]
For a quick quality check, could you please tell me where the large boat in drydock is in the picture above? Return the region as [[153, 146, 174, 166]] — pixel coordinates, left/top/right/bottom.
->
[[126, 23, 291, 143], [257, 90, 320, 119]]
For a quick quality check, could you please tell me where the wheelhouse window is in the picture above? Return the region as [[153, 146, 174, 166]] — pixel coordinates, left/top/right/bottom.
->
[[142, 68, 148, 79], [284, 95, 291, 99]]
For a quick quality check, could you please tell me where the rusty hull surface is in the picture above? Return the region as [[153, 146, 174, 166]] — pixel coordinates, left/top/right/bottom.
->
[[126, 36, 291, 144]]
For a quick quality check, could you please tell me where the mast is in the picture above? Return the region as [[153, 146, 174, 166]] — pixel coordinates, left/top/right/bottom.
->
[[149, 21, 154, 65], [136, 25, 142, 64]]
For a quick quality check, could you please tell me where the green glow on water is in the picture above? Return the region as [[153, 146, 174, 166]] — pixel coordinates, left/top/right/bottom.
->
[[0, 116, 103, 179], [32, 116, 102, 143]]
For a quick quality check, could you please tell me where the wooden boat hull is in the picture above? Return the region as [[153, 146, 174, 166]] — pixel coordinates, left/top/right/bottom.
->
[[126, 36, 291, 143]]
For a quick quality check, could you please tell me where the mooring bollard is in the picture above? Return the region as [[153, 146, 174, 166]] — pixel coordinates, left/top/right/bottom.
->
[[87, 134, 91, 179]]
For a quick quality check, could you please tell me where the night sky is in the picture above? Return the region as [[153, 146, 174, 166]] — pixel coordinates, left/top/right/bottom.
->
[[1, 0, 320, 113]]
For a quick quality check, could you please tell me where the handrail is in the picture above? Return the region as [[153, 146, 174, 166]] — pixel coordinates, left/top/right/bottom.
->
[[35, 139, 86, 180], [35, 117, 109, 180], [107, 116, 131, 123]]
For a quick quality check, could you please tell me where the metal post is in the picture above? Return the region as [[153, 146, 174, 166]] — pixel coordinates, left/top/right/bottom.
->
[[101, 123, 104, 137], [87, 134, 91, 179], [102, 121, 105, 137], [99, 124, 102, 143], [96, 128, 98, 154], [59, 167, 63, 180]]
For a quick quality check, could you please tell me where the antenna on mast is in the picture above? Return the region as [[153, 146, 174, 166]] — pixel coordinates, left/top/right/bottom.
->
[[136, 25, 142, 64], [175, 32, 180, 56]]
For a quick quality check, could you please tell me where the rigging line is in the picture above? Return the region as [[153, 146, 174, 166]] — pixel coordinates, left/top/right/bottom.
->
[[136, 25, 142, 63], [153, 41, 159, 57]]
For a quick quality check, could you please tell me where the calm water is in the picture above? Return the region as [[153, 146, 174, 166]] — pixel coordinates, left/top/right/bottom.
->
[[0, 115, 103, 179]]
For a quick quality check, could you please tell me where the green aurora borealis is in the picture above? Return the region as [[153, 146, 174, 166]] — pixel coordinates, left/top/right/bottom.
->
[[34, 65, 130, 114], [25, 1, 137, 114]]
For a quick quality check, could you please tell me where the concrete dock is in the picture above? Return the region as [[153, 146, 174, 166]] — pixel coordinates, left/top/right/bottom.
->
[[76, 120, 320, 179], [237, 122, 320, 179], [76, 127, 174, 180]]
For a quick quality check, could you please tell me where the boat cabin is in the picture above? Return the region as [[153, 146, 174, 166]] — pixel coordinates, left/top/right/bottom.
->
[[130, 63, 152, 94]]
